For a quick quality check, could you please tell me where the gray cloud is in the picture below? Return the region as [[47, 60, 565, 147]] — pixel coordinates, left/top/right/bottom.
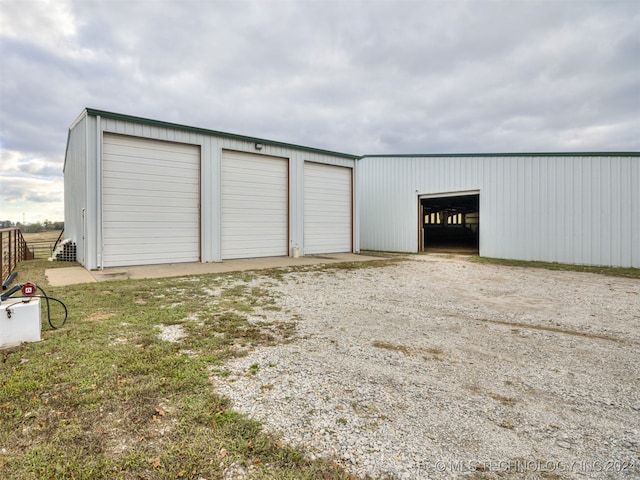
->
[[0, 0, 638, 222], [17, 160, 63, 178]]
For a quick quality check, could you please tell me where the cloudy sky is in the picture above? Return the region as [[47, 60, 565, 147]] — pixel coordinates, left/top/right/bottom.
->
[[0, 0, 638, 224]]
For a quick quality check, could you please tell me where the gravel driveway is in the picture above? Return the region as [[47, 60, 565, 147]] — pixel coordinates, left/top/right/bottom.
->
[[214, 255, 640, 479]]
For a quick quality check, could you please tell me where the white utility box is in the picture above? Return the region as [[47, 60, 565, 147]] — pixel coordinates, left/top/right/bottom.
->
[[0, 297, 41, 348]]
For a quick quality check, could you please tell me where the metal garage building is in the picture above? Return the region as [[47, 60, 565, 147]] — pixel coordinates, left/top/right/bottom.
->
[[357, 153, 640, 268], [64, 109, 638, 270], [64, 109, 359, 269]]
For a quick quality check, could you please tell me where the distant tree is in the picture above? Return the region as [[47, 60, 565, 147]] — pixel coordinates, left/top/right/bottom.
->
[[38, 220, 63, 231], [24, 222, 44, 233]]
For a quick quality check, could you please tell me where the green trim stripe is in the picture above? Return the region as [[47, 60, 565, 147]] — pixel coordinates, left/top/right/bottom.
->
[[360, 152, 639, 158], [85, 108, 360, 160], [85, 108, 638, 159]]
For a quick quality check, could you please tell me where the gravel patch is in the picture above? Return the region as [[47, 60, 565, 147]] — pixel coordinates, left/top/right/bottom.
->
[[213, 255, 640, 479], [158, 324, 187, 342]]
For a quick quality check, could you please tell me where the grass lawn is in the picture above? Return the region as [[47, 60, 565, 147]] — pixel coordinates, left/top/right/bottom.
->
[[471, 256, 640, 279], [0, 259, 365, 480], [20, 230, 63, 244], [21, 230, 64, 260]]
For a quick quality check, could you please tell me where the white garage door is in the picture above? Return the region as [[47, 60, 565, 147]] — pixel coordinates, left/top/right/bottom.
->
[[102, 134, 200, 267], [304, 162, 352, 254], [221, 150, 288, 259]]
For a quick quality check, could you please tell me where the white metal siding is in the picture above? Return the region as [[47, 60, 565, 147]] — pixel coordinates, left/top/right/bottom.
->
[[304, 162, 352, 254], [221, 150, 288, 259], [63, 114, 88, 266], [102, 134, 200, 267], [95, 116, 357, 264], [359, 155, 640, 268], [65, 109, 358, 269]]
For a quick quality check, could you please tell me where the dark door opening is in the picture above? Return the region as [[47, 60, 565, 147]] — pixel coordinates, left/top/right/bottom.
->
[[420, 193, 479, 254]]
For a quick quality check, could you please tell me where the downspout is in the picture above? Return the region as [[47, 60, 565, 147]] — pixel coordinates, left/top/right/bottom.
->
[[96, 115, 103, 270], [83, 111, 92, 269], [353, 156, 361, 253], [82, 208, 86, 266]]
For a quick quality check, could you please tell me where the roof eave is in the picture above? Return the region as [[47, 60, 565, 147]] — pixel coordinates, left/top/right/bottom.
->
[[84, 108, 360, 160]]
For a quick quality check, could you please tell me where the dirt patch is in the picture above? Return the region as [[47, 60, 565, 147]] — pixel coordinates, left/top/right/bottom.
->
[[86, 312, 115, 321]]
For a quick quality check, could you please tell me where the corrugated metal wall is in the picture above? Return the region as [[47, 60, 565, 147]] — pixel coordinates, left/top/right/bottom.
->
[[65, 110, 358, 269], [358, 154, 640, 268], [63, 114, 88, 266], [66, 109, 637, 269]]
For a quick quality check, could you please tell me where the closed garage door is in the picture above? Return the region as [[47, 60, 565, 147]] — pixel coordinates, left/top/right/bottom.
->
[[102, 134, 200, 267], [304, 162, 352, 254], [221, 150, 288, 259]]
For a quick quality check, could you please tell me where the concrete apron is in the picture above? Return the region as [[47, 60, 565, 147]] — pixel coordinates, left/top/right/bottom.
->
[[45, 253, 386, 287]]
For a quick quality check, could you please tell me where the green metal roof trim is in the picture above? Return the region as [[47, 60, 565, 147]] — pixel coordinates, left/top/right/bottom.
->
[[85, 108, 360, 160], [360, 152, 639, 158], [84, 109, 638, 160]]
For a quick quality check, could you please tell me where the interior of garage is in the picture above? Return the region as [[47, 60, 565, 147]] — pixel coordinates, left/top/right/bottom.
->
[[420, 193, 479, 254]]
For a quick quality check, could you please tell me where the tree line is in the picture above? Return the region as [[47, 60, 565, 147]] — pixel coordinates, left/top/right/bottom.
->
[[0, 220, 64, 232]]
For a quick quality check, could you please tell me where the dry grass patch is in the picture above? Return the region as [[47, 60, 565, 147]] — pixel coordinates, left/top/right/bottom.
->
[[373, 341, 445, 361], [472, 256, 640, 279]]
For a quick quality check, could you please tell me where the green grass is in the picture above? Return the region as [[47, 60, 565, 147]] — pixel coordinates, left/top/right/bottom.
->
[[0, 260, 366, 480], [11, 253, 613, 479], [21, 230, 63, 260], [471, 256, 640, 279]]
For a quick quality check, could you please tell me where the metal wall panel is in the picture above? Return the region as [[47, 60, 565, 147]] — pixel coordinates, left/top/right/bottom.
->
[[632, 158, 640, 268], [63, 113, 88, 266], [359, 154, 640, 268]]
